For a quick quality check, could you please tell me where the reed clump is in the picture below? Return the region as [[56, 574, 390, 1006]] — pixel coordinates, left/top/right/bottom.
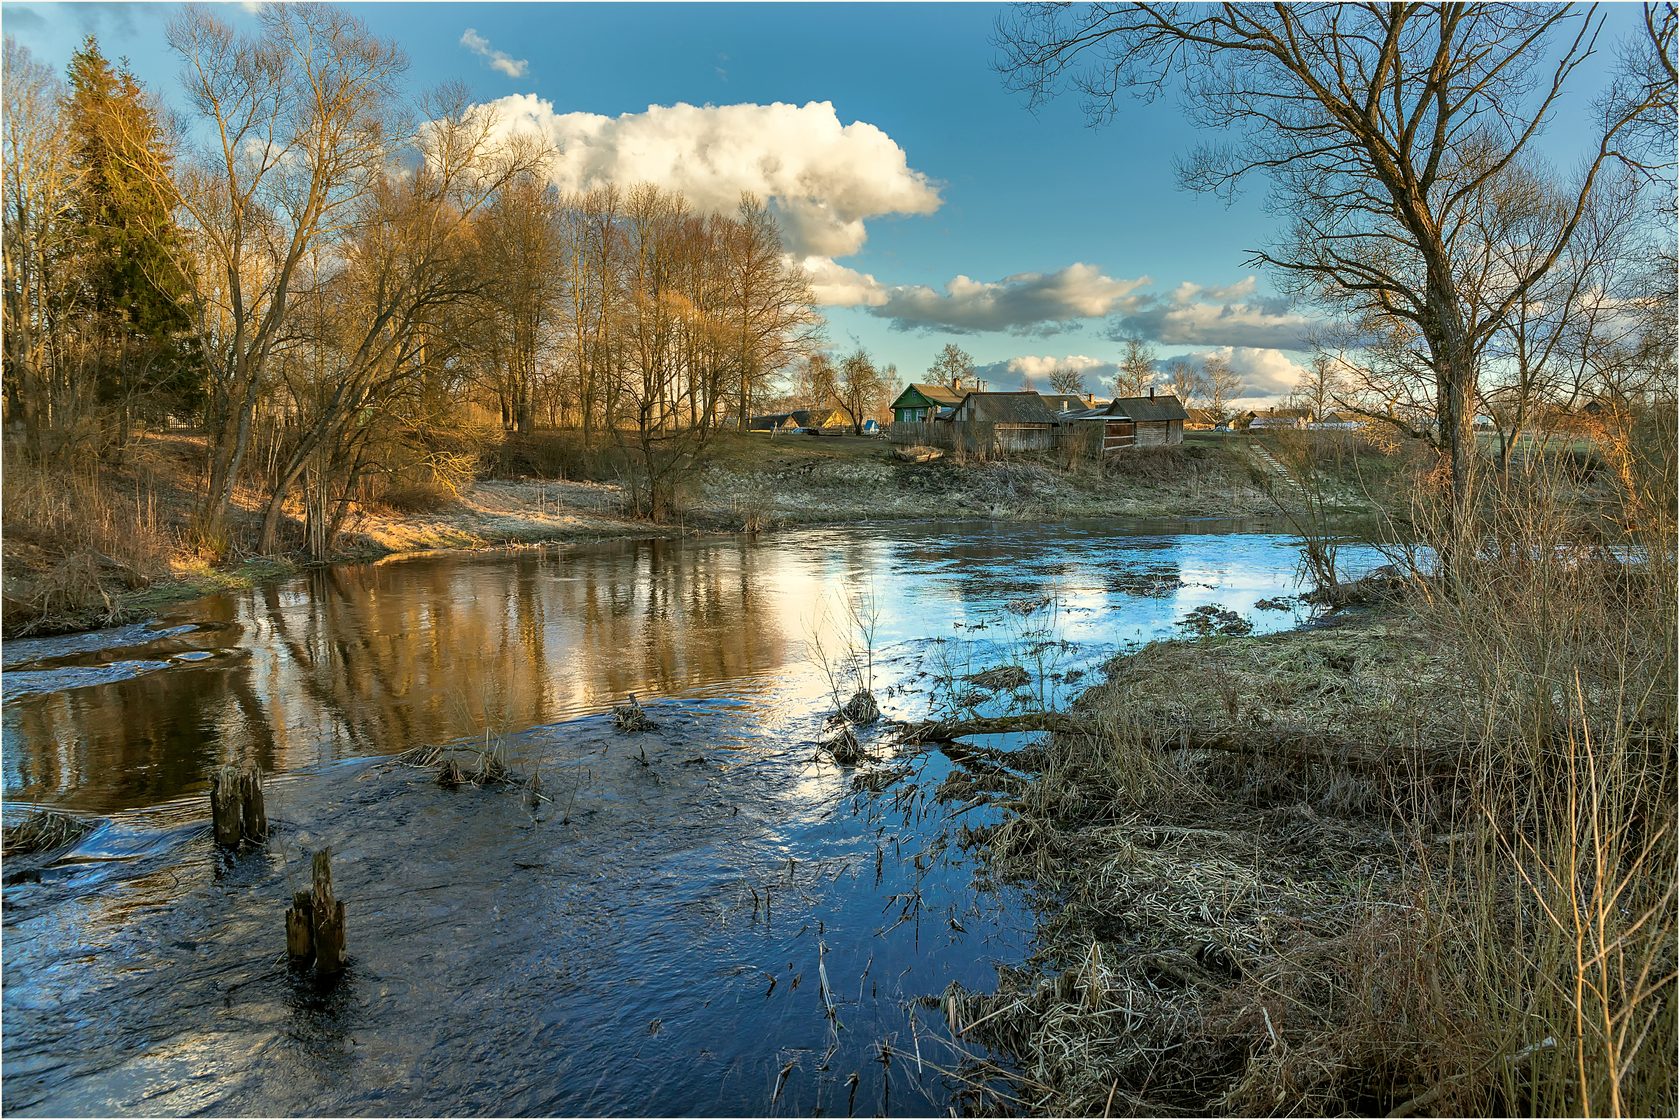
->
[[2, 808, 96, 856], [954, 409, 1677, 1116]]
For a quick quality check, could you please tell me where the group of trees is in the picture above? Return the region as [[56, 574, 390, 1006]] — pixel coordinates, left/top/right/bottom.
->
[[999, 2, 1677, 509], [4, 6, 822, 552]]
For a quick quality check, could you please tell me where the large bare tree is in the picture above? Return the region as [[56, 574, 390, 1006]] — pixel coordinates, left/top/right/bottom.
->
[[161, 4, 407, 552], [997, 2, 1675, 511]]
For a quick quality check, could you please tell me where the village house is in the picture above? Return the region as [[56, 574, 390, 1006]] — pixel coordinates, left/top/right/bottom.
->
[[1064, 390, 1187, 446], [748, 401, 851, 433], [1038, 392, 1101, 415], [889, 381, 966, 423], [1243, 406, 1311, 431], [949, 390, 1059, 453]]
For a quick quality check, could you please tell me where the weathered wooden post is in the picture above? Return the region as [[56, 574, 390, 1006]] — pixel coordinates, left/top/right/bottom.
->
[[286, 848, 348, 977], [210, 764, 267, 848]]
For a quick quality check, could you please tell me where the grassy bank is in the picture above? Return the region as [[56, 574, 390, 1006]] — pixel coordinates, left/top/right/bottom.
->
[[936, 451, 1677, 1116], [5, 428, 1380, 637]]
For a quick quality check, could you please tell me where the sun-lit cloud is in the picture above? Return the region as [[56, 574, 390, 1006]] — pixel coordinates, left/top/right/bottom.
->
[[1114, 276, 1319, 350], [1184, 345, 1308, 399], [461, 29, 529, 79], [866, 264, 1149, 335], [476, 96, 941, 258], [972, 354, 1121, 391], [799, 257, 890, 309]]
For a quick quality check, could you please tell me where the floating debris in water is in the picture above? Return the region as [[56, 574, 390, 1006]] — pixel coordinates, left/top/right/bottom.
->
[[1177, 604, 1254, 637], [2, 808, 94, 856], [965, 665, 1031, 692], [612, 693, 655, 732]]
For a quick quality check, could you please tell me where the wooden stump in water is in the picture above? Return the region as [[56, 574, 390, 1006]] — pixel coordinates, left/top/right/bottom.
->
[[285, 848, 348, 977], [210, 764, 267, 848]]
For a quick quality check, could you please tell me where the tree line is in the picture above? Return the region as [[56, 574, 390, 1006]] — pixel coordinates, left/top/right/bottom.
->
[[3, 6, 826, 554]]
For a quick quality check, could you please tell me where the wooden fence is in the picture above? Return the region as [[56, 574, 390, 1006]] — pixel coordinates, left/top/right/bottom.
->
[[888, 421, 1105, 463]]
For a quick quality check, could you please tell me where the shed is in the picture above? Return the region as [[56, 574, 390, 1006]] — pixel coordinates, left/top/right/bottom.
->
[[889, 382, 965, 424], [1107, 391, 1188, 447], [748, 413, 802, 433], [1039, 393, 1100, 415]]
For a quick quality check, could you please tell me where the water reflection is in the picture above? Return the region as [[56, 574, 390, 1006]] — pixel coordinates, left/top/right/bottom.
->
[[3, 521, 1381, 815]]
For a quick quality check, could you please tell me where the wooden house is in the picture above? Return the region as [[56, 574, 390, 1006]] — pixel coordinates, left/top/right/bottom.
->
[[1039, 393, 1101, 415], [748, 413, 802, 434], [890, 382, 965, 424], [951, 391, 1058, 453], [1246, 407, 1309, 431], [1109, 391, 1189, 447]]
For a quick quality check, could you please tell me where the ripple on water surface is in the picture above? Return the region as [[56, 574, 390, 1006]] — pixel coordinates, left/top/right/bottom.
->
[[1, 521, 1385, 1115]]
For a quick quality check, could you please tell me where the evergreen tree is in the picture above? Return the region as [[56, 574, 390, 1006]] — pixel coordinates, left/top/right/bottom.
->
[[64, 37, 201, 435]]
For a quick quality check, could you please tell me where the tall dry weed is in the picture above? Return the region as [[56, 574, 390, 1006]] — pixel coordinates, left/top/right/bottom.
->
[[1396, 407, 1677, 1116]]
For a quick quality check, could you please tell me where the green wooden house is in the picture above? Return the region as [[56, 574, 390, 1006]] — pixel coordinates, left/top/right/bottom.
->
[[889, 382, 964, 424]]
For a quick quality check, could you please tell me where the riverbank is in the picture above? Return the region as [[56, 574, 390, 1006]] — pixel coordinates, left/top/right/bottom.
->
[[4, 429, 1387, 637], [938, 572, 1675, 1115]]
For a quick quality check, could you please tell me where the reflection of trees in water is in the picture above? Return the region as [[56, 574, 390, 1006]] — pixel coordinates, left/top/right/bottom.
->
[[6, 540, 792, 812], [3, 658, 278, 812]]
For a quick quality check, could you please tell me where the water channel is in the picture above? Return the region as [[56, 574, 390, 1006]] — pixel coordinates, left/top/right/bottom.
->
[[1, 520, 1383, 1116]]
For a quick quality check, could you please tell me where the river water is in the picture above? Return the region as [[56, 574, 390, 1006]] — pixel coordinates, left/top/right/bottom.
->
[[1, 520, 1381, 1116]]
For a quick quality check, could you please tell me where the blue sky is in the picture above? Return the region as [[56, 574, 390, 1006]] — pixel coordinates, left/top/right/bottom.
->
[[3, 2, 1646, 404]]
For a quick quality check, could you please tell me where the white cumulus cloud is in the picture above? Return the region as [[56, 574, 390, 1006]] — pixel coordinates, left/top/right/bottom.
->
[[872, 264, 1149, 335], [1185, 346, 1308, 401], [476, 96, 942, 258], [799, 257, 889, 309], [1116, 276, 1319, 351], [461, 29, 528, 79]]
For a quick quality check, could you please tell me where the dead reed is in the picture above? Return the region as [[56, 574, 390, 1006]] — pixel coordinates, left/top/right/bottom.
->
[[947, 408, 1676, 1116]]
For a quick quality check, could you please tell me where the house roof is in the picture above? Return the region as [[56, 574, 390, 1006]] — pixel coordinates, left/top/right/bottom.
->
[[1107, 394, 1189, 422], [1039, 393, 1095, 414], [748, 413, 800, 430], [956, 391, 1057, 425], [892, 382, 965, 409]]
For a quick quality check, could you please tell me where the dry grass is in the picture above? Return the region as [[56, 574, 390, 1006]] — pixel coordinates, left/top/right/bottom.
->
[[3, 808, 95, 856], [948, 406, 1676, 1117], [2, 450, 184, 633]]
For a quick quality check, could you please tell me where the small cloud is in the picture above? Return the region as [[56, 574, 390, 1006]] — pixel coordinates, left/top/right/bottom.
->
[[461, 28, 529, 80], [800, 257, 888, 309], [871, 263, 1150, 336]]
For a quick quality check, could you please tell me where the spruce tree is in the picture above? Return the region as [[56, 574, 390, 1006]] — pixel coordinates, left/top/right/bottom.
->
[[64, 37, 200, 436]]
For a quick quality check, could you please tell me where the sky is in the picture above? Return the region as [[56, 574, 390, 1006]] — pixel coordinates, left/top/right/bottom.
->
[[1, 1, 1649, 405]]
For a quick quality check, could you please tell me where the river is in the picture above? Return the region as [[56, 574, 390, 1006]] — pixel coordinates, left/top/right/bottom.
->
[[1, 520, 1382, 1116]]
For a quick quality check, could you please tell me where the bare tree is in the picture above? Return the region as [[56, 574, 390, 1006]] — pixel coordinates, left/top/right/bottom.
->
[[1166, 358, 1200, 409], [1049, 365, 1087, 395], [159, 4, 408, 552], [1114, 334, 1155, 397], [2, 38, 77, 445], [927, 342, 976, 389], [1201, 352, 1241, 421], [838, 348, 885, 435], [997, 3, 1674, 512], [1294, 355, 1344, 424]]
